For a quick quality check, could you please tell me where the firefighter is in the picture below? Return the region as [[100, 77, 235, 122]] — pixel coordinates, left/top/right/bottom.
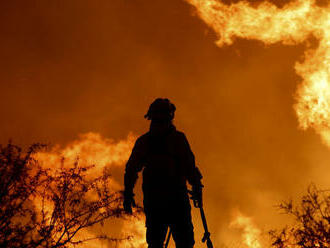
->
[[123, 98, 203, 248]]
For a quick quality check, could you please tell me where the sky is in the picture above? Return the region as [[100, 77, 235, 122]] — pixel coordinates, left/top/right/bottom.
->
[[1, 0, 330, 247]]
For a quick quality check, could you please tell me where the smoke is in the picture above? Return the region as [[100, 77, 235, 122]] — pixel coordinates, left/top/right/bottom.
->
[[33, 132, 146, 248], [3, 0, 330, 247], [183, 0, 330, 245], [186, 0, 330, 148]]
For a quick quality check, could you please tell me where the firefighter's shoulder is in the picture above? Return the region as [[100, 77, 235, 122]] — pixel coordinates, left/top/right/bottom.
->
[[172, 130, 188, 142], [174, 130, 186, 138], [134, 132, 150, 146]]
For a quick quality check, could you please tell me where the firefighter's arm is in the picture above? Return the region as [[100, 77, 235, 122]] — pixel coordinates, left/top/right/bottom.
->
[[180, 133, 204, 207], [123, 137, 145, 213], [180, 133, 203, 186]]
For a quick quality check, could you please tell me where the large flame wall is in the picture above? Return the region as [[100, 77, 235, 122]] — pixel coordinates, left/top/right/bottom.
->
[[186, 0, 330, 147]]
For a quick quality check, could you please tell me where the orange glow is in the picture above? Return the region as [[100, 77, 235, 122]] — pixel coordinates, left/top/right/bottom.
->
[[32, 132, 146, 247], [121, 218, 147, 248], [230, 212, 262, 248], [186, 0, 330, 147], [34, 132, 135, 189], [4, 1, 330, 246], [34, 132, 135, 169]]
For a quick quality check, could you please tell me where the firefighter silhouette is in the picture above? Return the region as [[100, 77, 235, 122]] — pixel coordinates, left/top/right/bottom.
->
[[124, 98, 203, 248]]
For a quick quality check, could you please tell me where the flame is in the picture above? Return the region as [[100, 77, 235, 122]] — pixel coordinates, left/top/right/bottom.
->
[[34, 132, 136, 190], [74, 219, 146, 248], [121, 218, 147, 248], [230, 212, 262, 248], [186, 0, 330, 147], [35, 132, 135, 169], [32, 132, 146, 248]]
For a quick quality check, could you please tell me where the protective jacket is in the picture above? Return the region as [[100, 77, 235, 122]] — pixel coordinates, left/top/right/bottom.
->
[[124, 124, 202, 204], [124, 123, 202, 248]]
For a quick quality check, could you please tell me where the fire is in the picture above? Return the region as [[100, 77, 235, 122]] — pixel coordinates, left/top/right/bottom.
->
[[34, 132, 135, 189], [35, 132, 135, 169], [121, 218, 147, 248], [32, 132, 146, 248], [230, 212, 262, 248], [186, 0, 330, 147]]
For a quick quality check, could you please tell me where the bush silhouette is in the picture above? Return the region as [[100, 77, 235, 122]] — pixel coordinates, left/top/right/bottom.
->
[[270, 184, 330, 248], [0, 143, 132, 248]]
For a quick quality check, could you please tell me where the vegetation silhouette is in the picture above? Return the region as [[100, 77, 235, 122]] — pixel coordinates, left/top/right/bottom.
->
[[0, 143, 140, 248], [3, 140, 330, 248], [270, 184, 330, 248]]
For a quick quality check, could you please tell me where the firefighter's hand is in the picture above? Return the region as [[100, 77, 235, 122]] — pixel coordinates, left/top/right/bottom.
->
[[123, 191, 135, 214], [190, 185, 203, 208]]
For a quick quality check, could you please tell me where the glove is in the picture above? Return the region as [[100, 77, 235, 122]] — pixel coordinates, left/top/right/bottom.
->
[[123, 191, 135, 214], [190, 184, 203, 208]]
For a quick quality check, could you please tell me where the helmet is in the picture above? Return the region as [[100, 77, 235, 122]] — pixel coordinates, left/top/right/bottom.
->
[[144, 98, 176, 121]]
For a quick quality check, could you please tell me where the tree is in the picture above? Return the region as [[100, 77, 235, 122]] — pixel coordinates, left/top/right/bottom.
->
[[0, 143, 137, 248], [270, 184, 330, 248]]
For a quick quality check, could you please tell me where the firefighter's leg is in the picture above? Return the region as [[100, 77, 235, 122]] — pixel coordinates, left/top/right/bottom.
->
[[171, 196, 195, 248], [171, 215, 194, 248], [145, 210, 168, 248]]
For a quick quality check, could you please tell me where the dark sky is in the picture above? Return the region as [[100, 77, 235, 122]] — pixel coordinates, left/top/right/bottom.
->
[[1, 0, 330, 246]]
